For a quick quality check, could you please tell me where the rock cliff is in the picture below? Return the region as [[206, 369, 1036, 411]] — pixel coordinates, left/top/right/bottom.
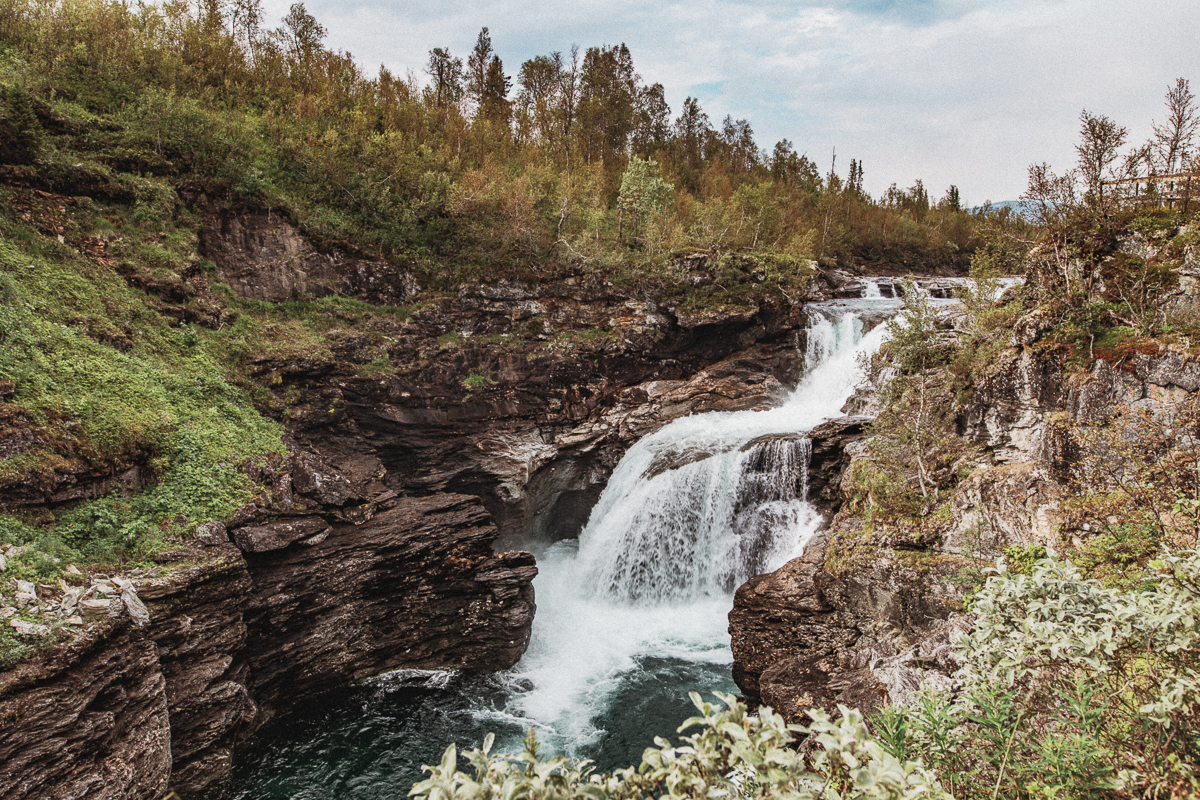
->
[[728, 329, 1200, 722], [1, 492, 534, 798]]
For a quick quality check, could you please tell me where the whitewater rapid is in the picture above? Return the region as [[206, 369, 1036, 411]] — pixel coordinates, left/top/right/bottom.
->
[[493, 300, 895, 758]]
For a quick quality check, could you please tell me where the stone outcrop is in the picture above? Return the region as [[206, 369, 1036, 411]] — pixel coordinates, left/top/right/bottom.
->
[[730, 337, 1200, 725], [0, 626, 172, 800], [199, 209, 420, 305], [1, 491, 535, 799], [729, 531, 966, 719], [804, 416, 871, 520], [241, 493, 536, 708]]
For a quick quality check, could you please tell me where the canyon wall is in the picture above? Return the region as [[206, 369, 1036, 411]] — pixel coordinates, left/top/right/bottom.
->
[[728, 333, 1200, 722], [1, 207, 824, 798]]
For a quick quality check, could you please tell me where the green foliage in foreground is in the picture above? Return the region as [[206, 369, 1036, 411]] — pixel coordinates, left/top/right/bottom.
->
[[901, 551, 1200, 799], [415, 550, 1200, 799], [412, 693, 948, 800]]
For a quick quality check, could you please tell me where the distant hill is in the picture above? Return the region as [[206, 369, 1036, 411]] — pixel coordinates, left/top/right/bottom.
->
[[971, 200, 1037, 219]]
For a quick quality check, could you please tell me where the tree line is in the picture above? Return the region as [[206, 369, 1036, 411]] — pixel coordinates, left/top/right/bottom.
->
[[0, 0, 1008, 286]]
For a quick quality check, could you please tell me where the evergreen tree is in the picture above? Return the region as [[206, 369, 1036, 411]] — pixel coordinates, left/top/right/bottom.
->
[[479, 54, 511, 126], [942, 184, 961, 211], [465, 27, 493, 113], [0, 86, 43, 165], [673, 96, 710, 192]]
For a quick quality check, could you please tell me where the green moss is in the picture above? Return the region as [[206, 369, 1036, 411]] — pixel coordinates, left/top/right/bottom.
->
[[461, 371, 495, 390], [0, 209, 284, 580], [357, 355, 395, 377]]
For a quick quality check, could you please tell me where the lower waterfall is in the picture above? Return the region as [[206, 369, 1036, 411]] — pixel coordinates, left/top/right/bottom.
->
[[211, 296, 900, 799]]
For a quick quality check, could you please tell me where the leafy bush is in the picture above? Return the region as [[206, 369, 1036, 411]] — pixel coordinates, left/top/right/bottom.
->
[[882, 551, 1200, 799], [1000, 544, 1046, 576], [411, 692, 950, 800]]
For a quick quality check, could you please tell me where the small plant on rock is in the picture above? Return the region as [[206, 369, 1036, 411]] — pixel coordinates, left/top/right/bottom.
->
[[461, 371, 495, 391]]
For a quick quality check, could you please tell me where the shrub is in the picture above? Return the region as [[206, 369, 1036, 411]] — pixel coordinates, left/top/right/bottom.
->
[[1064, 394, 1200, 587], [461, 371, 494, 390], [411, 692, 950, 800], [885, 551, 1200, 799]]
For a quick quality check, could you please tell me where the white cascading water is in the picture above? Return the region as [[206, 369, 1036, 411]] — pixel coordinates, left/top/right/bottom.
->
[[486, 295, 897, 757]]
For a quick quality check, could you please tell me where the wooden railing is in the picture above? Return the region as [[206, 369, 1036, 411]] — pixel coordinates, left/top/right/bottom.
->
[[1102, 172, 1196, 210]]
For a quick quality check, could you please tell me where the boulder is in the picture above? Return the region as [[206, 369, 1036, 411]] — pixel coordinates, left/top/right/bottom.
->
[[231, 518, 331, 553]]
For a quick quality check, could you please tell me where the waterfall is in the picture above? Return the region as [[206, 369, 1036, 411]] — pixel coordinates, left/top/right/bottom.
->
[[483, 303, 894, 762], [210, 283, 1003, 796], [573, 307, 888, 606]]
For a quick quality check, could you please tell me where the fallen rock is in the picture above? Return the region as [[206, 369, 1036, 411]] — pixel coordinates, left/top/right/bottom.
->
[[232, 517, 331, 553], [289, 452, 358, 507], [60, 585, 85, 612], [79, 597, 113, 619], [113, 577, 150, 627], [194, 520, 229, 547], [8, 618, 49, 636]]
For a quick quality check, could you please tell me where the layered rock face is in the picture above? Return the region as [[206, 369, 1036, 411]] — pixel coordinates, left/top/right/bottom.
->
[[240, 493, 536, 707], [3, 209, 831, 798], [0, 492, 533, 799], [729, 531, 964, 721], [728, 335, 1200, 722], [199, 209, 420, 305]]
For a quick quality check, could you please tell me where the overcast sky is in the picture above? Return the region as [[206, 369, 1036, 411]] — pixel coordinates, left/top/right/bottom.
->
[[260, 0, 1199, 206]]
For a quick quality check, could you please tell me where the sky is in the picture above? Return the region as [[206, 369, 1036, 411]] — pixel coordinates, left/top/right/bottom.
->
[[259, 0, 1199, 206]]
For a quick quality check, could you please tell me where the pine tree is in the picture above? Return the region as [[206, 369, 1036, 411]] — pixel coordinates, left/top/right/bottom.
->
[[466, 27, 493, 113], [479, 54, 511, 126], [0, 86, 43, 165]]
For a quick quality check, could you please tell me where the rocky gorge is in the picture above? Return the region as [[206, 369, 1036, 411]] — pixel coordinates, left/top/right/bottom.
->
[[0, 198, 897, 797], [4, 176, 1194, 797], [727, 242, 1200, 725]]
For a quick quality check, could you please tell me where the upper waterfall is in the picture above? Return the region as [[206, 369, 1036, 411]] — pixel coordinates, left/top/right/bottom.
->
[[574, 302, 893, 604]]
